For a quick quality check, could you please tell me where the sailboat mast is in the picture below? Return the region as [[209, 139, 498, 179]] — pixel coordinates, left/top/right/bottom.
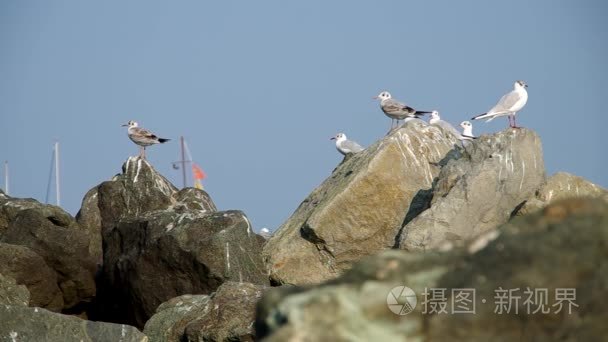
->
[[180, 136, 187, 188], [3, 161, 8, 195], [54, 141, 60, 206]]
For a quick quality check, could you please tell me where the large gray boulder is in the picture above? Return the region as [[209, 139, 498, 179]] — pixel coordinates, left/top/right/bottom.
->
[[0, 194, 96, 313], [0, 273, 29, 306], [263, 121, 459, 285], [0, 305, 147, 342], [0, 243, 63, 311], [399, 128, 545, 251], [256, 197, 608, 341], [92, 157, 267, 328], [515, 171, 608, 216], [143, 282, 265, 342]]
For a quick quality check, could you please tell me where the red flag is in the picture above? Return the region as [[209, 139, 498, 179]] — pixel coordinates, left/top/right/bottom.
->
[[192, 163, 206, 180]]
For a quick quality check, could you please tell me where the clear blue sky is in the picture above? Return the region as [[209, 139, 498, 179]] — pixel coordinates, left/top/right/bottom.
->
[[1, 1, 607, 232]]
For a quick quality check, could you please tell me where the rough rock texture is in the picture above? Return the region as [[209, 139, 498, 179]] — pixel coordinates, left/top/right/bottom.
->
[[93, 157, 266, 328], [184, 282, 266, 342], [143, 282, 265, 342], [263, 121, 459, 285], [143, 294, 210, 342], [0, 305, 147, 342], [399, 128, 545, 251], [0, 243, 63, 311], [76, 187, 104, 263], [0, 273, 29, 306], [516, 171, 608, 216], [256, 198, 608, 341], [0, 193, 96, 313]]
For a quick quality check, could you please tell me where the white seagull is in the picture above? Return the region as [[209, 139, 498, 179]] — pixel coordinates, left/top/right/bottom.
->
[[330, 133, 364, 156], [429, 110, 460, 139], [459, 121, 476, 141], [122, 120, 170, 158], [471, 80, 529, 128], [373, 91, 431, 131]]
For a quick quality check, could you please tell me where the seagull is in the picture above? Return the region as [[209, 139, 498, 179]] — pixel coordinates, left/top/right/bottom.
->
[[471, 80, 529, 128], [429, 110, 460, 139], [121, 120, 170, 158], [373, 91, 432, 131], [459, 121, 476, 141], [330, 133, 364, 156]]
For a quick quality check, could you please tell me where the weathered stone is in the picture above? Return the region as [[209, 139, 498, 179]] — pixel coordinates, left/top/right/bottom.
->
[[399, 128, 545, 251], [0, 194, 96, 313], [0, 243, 63, 311], [184, 282, 266, 342], [92, 157, 265, 328], [1, 209, 96, 312], [0, 305, 147, 342], [0, 273, 29, 306], [256, 198, 608, 341], [263, 120, 459, 285], [143, 282, 265, 342], [516, 171, 608, 215], [143, 294, 210, 342], [76, 187, 103, 263]]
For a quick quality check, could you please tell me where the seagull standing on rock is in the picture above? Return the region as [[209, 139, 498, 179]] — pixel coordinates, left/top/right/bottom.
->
[[471, 80, 528, 128], [374, 91, 432, 131], [122, 120, 170, 159], [459, 121, 476, 141], [330, 133, 364, 156], [429, 110, 461, 139]]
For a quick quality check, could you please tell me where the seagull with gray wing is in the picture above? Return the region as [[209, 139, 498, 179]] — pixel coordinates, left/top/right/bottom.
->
[[374, 91, 431, 131], [122, 120, 170, 158], [330, 133, 364, 156], [471, 80, 528, 128]]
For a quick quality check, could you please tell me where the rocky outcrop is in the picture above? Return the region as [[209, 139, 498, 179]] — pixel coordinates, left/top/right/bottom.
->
[[0, 305, 147, 342], [143, 282, 265, 342], [263, 121, 460, 285], [0, 273, 29, 306], [0, 194, 96, 313], [92, 157, 267, 328], [515, 171, 608, 216], [398, 128, 545, 251], [184, 282, 266, 342], [0, 243, 63, 311], [256, 197, 608, 341]]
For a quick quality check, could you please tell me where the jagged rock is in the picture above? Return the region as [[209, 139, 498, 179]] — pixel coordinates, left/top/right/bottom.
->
[[256, 198, 608, 341], [0, 195, 96, 313], [76, 188, 103, 263], [184, 282, 266, 342], [0, 192, 80, 234], [0, 305, 147, 342], [0, 243, 63, 311], [515, 171, 608, 216], [399, 128, 545, 251], [92, 157, 266, 328], [143, 282, 265, 342], [263, 121, 459, 285], [0, 273, 29, 306], [143, 294, 211, 342]]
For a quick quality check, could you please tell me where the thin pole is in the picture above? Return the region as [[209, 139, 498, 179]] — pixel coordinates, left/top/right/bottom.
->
[[3, 161, 8, 195], [180, 136, 187, 188], [55, 141, 60, 206], [45, 147, 55, 204]]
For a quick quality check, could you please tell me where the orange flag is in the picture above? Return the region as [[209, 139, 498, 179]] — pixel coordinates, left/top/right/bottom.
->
[[192, 163, 206, 189]]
